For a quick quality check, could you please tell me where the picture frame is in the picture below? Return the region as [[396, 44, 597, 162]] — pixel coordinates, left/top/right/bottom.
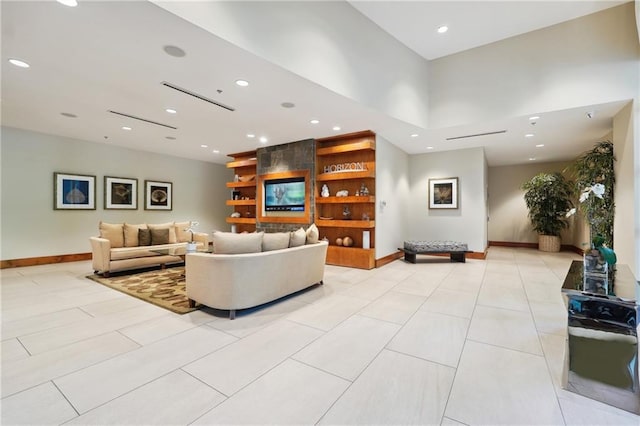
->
[[144, 180, 172, 210], [429, 177, 458, 209], [54, 172, 96, 210], [104, 176, 137, 210]]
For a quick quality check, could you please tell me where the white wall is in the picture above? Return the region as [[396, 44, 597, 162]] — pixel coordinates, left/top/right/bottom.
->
[[488, 161, 576, 245], [154, 0, 431, 129], [0, 127, 232, 260], [407, 147, 487, 253], [429, 2, 640, 129], [613, 101, 637, 273], [375, 135, 410, 259]]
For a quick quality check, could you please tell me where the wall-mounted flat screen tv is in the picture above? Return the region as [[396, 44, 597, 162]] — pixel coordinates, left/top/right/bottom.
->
[[264, 177, 305, 212]]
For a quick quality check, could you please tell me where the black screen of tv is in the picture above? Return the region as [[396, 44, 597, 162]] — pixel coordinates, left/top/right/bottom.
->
[[264, 178, 305, 211]]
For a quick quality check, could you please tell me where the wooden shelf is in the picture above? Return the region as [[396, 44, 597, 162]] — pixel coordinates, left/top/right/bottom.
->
[[316, 219, 375, 228], [226, 217, 256, 224], [326, 246, 375, 269], [226, 158, 257, 168], [317, 140, 375, 156], [316, 170, 375, 181], [226, 199, 256, 206], [226, 181, 256, 188], [316, 196, 375, 204]]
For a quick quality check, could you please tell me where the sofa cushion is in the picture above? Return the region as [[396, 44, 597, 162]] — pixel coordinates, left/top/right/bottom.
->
[[289, 227, 306, 247], [150, 228, 170, 245], [306, 223, 319, 244], [175, 221, 192, 243], [138, 228, 152, 246], [123, 223, 147, 247], [262, 232, 291, 252], [99, 222, 124, 248], [148, 222, 177, 243], [213, 231, 263, 254]]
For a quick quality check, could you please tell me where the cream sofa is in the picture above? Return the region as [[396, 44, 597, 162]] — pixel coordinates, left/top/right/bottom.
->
[[186, 229, 327, 319], [90, 221, 208, 276]]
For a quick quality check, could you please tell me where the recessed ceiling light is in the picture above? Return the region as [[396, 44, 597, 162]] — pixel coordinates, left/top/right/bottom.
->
[[529, 157, 536, 161], [426, 146, 434, 150], [529, 116, 540, 121], [235, 79, 249, 87], [122, 126, 132, 131], [60, 112, 77, 118], [536, 144, 545, 148], [525, 133, 534, 138], [56, 0, 78, 6], [247, 133, 255, 138], [310, 119, 320, 124], [213, 149, 220, 154], [201, 144, 208, 148], [165, 108, 177, 114], [586, 111, 595, 119], [410, 134, 419, 138], [259, 136, 268, 143], [332, 126, 341, 131], [281, 102, 295, 108], [437, 25, 448, 34], [163, 45, 186, 58], [8, 58, 30, 68], [165, 136, 176, 140]]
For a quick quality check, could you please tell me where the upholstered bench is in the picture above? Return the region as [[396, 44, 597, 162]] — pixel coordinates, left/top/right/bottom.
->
[[399, 241, 469, 263]]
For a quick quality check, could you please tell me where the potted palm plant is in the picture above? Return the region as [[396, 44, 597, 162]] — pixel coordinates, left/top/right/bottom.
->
[[521, 172, 574, 252]]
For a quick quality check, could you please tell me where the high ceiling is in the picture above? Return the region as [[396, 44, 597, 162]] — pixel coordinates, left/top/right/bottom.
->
[[0, 1, 631, 166]]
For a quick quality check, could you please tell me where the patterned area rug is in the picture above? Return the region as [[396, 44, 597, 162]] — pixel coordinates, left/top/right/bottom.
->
[[86, 267, 196, 314]]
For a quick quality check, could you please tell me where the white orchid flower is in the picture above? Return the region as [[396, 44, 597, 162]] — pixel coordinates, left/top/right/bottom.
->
[[592, 183, 605, 198], [579, 191, 590, 203], [566, 208, 577, 217]]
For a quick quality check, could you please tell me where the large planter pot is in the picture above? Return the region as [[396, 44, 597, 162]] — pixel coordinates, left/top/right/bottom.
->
[[538, 234, 560, 252]]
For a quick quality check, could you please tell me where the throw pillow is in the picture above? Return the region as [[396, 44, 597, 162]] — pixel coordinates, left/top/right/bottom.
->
[[262, 232, 291, 252], [138, 228, 152, 246], [123, 223, 147, 247], [213, 231, 264, 254], [289, 227, 306, 247], [305, 223, 319, 244], [150, 228, 170, 245], [174, 221, 191, 243], [147, 222, 177, 243], [99, 222, 124, 248]]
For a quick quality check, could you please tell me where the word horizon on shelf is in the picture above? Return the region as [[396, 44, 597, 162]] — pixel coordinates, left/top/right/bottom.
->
[[323, 162, 366, 174]]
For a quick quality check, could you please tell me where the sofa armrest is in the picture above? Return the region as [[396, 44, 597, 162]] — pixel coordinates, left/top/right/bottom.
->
[[192, 232, 209, 246], [90, 236, 111, 273]]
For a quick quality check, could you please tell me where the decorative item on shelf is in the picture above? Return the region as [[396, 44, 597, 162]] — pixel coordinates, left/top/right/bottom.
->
[[336, 237, 343, 246], [245, 211, 252, 218], [230, 212, 241, 218], [343, 236, 353, 247], [342, 205, 351, 220], [355, 189, 360, 196], [321, 184, 330, 197], [360, 182, 369, 196], [232, 190, 240, 200], [362, 212, 370, 221], [319, 216, 334, 220], [234, 174, 239, 182], [238, 174, 255, 182], [322, 236, 329, 242], [362, 231, 370, 249], [336, 190, 349, 197]]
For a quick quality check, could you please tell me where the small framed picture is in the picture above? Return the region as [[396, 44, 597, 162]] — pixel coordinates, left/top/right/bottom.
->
[[105, 176, 137, 210], [145, 180, 172, 210], [54, 172, 96, 210], [429, 177, 458, 209]]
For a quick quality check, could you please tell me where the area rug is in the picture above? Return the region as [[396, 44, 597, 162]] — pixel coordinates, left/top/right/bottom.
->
[[86, 267, 196, 314]]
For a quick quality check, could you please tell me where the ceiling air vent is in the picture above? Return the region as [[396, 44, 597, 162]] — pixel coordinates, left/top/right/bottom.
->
[[161, 81, 235, 112], [446, 130, 506, 141], [108, 110, 177, 130]]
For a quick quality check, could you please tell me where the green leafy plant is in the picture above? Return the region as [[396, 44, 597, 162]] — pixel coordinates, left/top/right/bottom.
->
[[521, 172, 574, 237]]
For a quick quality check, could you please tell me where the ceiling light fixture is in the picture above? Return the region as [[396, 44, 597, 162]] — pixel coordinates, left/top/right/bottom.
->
[[247, 133, 255, 138], [410, 134, 419, 138], [165, 108, 177, 114], [427, 146, 434, 150], [8, 58, 30, 68], [586, 111, 595, 119], [235, 79, 249, 87], [529, 116, 540, 121], [201, 144, 208, 148], [122, 126, 132, 131], [281, 102, 295, 108], [56, 0, 78, 6], [525, 133, 534, 138], [529, 157, 536, 161], [437, 25, 448, 34], [165, 136, 176, 140], [333, 126, 341, 131], [259, 137, 268, 143], [310, 119, 320, 124], [536, 144, 545, 148], [213, 149, 220, 154], [60, 112, 77, 118], [163, 45, 186, 58]]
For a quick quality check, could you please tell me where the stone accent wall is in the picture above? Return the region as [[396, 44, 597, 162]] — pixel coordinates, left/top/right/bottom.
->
[[257, 139, 315, 232]]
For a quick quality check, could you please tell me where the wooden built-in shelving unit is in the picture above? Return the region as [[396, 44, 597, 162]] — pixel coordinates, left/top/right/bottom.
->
[[226, 150, 257, 233]]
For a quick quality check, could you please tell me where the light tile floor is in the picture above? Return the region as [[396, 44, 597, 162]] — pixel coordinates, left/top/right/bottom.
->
[[2, 247, 639, 425]]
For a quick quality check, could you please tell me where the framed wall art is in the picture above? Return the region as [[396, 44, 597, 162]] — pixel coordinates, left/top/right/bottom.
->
[[144, 180, 172, 210], [105, 176, 137, 210], [429, 177, 458, 209], [54, 172, 96, 210]]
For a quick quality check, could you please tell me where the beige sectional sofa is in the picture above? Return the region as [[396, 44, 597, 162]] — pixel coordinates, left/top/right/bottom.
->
[[186, 227, 327, 319], [90, 221, 208, 276]]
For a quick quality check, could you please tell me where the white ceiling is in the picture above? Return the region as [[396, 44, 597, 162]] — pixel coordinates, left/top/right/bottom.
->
[[0, 1, 630, 167]]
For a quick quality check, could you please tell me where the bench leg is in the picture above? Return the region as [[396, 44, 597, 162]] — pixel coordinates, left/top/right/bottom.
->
[[188, 298, 196, 308], [404, 252, 417, 264], [450, 252, 466, 263]]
